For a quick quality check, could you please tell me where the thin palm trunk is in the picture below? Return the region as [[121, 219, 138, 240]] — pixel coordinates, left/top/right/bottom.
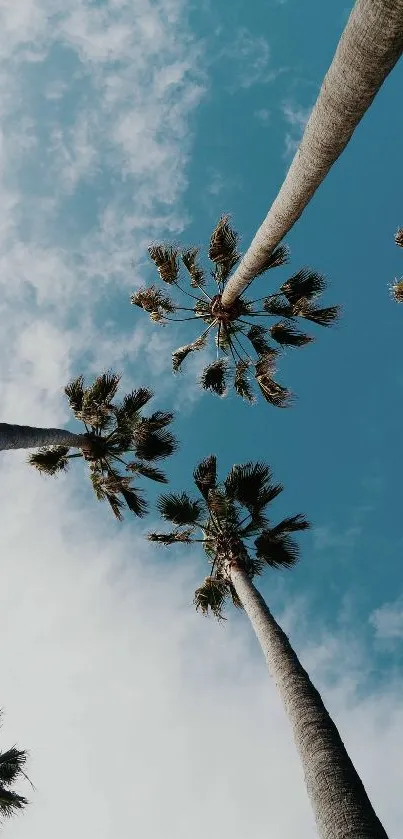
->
[[222, 0, 403, 306], [0, 423, 88, 451], [229, 564, 388, 839]]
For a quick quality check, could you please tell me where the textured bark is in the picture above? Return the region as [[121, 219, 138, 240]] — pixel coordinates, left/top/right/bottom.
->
[[222, 0, 403, 306], [229, 565, 388, 839], [0, 423, 88, 451]]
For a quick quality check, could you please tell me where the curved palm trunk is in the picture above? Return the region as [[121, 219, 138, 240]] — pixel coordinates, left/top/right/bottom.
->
[[229, 564, 388, 839], [222, 0, 403, 306], [0, 423, 87, 451]]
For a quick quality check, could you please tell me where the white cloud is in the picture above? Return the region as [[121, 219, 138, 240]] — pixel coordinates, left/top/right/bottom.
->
[[254, 107, 271, 124], [0, 460, 402, 838], [0, 0, 205, 288], [313, 524, 362, 552], [218, 28, 281, 90], [0, 0, 206, 408], [282, 99, 312, 158], [370, 598, 403, 640]]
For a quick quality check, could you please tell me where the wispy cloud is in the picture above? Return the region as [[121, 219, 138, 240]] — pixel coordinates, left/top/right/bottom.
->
[[313, 524, 362, 552], [282, 99, 312, 158], [218, 28, 284, 90], [254, 107, 271, 124], [0, 0, 206, 413], [370, 598, 403, 640]]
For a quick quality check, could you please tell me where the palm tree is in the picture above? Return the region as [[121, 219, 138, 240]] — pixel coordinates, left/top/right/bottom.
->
[[1, 371, 177, 520], [132, 217, 338, 406], [0, 713, 28, 821], [390, 227, 403, 302], [221, 0, 403, 307], [148, 455, 388, 839]]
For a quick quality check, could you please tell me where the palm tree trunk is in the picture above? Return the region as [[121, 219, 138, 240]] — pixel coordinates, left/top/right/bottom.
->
[[0, 423, 88, 451], [222, 0, 403, 307], [229, 563, 388, 839]]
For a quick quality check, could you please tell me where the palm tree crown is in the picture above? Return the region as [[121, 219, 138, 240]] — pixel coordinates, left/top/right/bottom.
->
[[390, 227, 403, 302], [29, 371, 177, 520], [148, 455, 310, 619], [0, 714, 28, 820], [131, 217, 339, 407]]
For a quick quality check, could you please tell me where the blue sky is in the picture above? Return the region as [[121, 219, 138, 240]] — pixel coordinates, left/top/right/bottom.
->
[[1, 0, 403, 836]]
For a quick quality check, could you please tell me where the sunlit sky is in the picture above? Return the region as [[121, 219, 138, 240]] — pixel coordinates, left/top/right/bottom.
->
[[1, 0, 403, 836]]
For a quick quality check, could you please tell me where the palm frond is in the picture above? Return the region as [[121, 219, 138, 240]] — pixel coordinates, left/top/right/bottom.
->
[[130, 285, 176, 315], [64, 375, 85, 417], [224, 462, 281, 513], [172, 335, 207, 373], [134, 428, 177, 461], [193, 455, 217, 499], [247, 325, 272, 356], [148, 245, 179, 284], [148, 529, 195, 545], [194, 299, 212, 321], [89, 468, 108, 502], [0, 788, 28, 818], [142, 411, 174, 431], [106, 493, 125, 520], [280, 268, 327, 304], [28, 446, 71, 476], [270, 322, 312, 347], [193, 576, 228, 620], [89, 471, 129, 520], [234, 361, 255, 403], [206, 489, 231, 521], [293, 300, 340, 326], [79, 371, 121, 430], [200, 359, 227, 396], [255, 531, 302, 569], [0, 748, 27, 786], [253, 484, 284, 511], [114, 388, 153, 427], [263, 296, 293, 318], [394, 227, 403, 247], [119, 486, 148, 517], [242, 553, 265, 577], [255, 373, 292, 408], [208, 216, 239, 281], [254, 350, 291, 407], [107, 428, 135, 456], [133, 413, 176, 461], [390, 279, 403, 302], [84, 371, 121, 407], [202, 538, 216, 560], [157, 492, 204, 525], [181, 248, 205, 287], [254, 348, 279, 376], [126, 462, 167, 483], [240, 515, 267, 538], [253, 244, 290, 277], [269, 513, 311, 537]]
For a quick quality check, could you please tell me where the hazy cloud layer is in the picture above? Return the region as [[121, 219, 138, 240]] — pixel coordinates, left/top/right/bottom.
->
[[1, 458, 402, 839], [370, 598, 403, 640]]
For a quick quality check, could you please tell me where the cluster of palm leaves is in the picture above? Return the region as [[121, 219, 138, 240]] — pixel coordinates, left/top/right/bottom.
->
[[391, 227, 403, 302], [28, 372, 177, 520], [149, 455, 309, 620], [0, 714, 28, 820], [131, 216, 339, 406]]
